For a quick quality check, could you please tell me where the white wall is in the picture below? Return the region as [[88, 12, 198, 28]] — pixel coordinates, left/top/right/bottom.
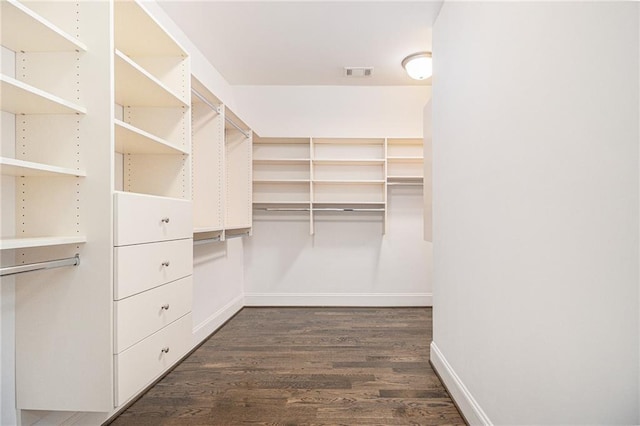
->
[[431, 2, 639, 425], [235, 85, 430, 138], [243, 86, 432, 306]]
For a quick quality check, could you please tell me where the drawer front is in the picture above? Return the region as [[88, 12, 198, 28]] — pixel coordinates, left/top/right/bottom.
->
[[114, 192, 192, 246], [115, 313, 192, 406], [114, 238, 193, 300], [115, 276, 192, 353]]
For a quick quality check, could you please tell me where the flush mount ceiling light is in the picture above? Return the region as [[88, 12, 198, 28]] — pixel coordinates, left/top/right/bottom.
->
[[402, 52, 432, 80]]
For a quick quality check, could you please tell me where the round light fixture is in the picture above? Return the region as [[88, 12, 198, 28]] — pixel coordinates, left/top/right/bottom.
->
[[402, 52, 432, 80]]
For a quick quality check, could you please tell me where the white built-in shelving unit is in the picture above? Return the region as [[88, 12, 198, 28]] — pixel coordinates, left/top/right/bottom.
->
[[1, 0, 256, 416], [112, 0, 193, 408], [1, 0, 114, 412], [191, 78, 253, 242], [253, 137, 424, 234], [386, 138, 425, 185]]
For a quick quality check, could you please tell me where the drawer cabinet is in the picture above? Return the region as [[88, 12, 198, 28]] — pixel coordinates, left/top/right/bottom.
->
[[114, 191, 192, 246], [115, 276, 192, 353], [115, 313, 192, 406], [114, 238, 192, 299]]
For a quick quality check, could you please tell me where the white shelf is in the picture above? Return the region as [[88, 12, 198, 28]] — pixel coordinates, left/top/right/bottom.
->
[[254, 179, 310, 184], [253, 158, 310, 164], [225, 224, 251, 231], [1, 74, 86, 115], [115, 119, 188, 155], [313, 179, 385, 184], [115, 0, 186, 57], [254, 201, 310, 205], [387, 156, 424, 162], [388, 177, 423, 181], [313, 159, 384, 165], [114, 50, 187, 107], [312, 201, 385, 206], [0, 157, 85, 177], [1, 0, 87, 53], [194, 227, 223, 234], [0, 236, 87, 250]]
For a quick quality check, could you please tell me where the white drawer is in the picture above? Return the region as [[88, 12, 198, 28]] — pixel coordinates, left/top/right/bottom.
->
[[115, 276, 192, 353], [115, 313, 192, 406], [114, 191, 192, 246], [114, 238, 193, 300]]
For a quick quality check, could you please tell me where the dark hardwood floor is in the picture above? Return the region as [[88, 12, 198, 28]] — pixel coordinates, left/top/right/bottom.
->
[[109, 307, 465, 425]]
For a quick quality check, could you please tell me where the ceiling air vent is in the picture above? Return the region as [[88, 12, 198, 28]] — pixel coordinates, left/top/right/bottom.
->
[[344, 67, 373, 78]]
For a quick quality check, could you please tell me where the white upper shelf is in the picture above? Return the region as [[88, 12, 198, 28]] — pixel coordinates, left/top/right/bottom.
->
[[0, 75, 86, 115], [114, 119, 188, 155], [115, 0, 186, 57], [0, 0, 87, 52], [0, 157, 86, 177], [0, 236, 87, 251], [114, 50, 187, 107]]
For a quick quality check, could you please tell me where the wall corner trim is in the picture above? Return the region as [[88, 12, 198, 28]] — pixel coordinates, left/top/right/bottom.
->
[[191, 294, 245, 345], [430, 341, 493, 426]]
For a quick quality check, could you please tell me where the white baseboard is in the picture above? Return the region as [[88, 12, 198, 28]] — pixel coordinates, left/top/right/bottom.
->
[[430, 341, 492, 425], [191, 294, 244, 346], [243, 292, 432, 307]]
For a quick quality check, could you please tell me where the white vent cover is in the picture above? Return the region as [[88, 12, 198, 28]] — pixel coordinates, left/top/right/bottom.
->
[[344, 67, 373, 77]]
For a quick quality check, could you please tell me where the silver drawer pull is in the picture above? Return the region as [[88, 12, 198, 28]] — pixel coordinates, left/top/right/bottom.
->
[[161, 217, 170, 224], [161, 261, 170, 267], [161, 304, 170, 310], [161, 347, 170, 354]]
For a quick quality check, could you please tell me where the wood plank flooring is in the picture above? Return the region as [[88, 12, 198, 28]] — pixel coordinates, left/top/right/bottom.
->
[[109, 307, 465, 425]]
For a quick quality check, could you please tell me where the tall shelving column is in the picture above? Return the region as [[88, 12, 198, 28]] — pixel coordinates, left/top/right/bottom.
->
[[2, 0, 114, 411], [191, 77, 225, 243], [224, 107, 252, 239], [112, 0, 193, 408]]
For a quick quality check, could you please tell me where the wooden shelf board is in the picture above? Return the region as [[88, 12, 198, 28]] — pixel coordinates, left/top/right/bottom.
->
[[115, 0, 186, 57], [115, 119, 188, 155], [1, 0, 87, 52], [1, 236, 86, 250], [114, 50, 187, 107], [1, 74, 86, 115], [0, 157, 85, 177]]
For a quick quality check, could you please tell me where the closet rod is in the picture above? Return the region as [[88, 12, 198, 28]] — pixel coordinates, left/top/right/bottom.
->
[[191, 89, 251, 139], [224, 116, 251, 139], [0, 254, 80, 277], [226, 231, 250, 239], [255, 207, 311, 212], [387, 182, 424, 186], [193, 236, 221, 246], [255, 207, 384, 213], [313, 208, 385, 212], [191, 89, 220, 114]]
